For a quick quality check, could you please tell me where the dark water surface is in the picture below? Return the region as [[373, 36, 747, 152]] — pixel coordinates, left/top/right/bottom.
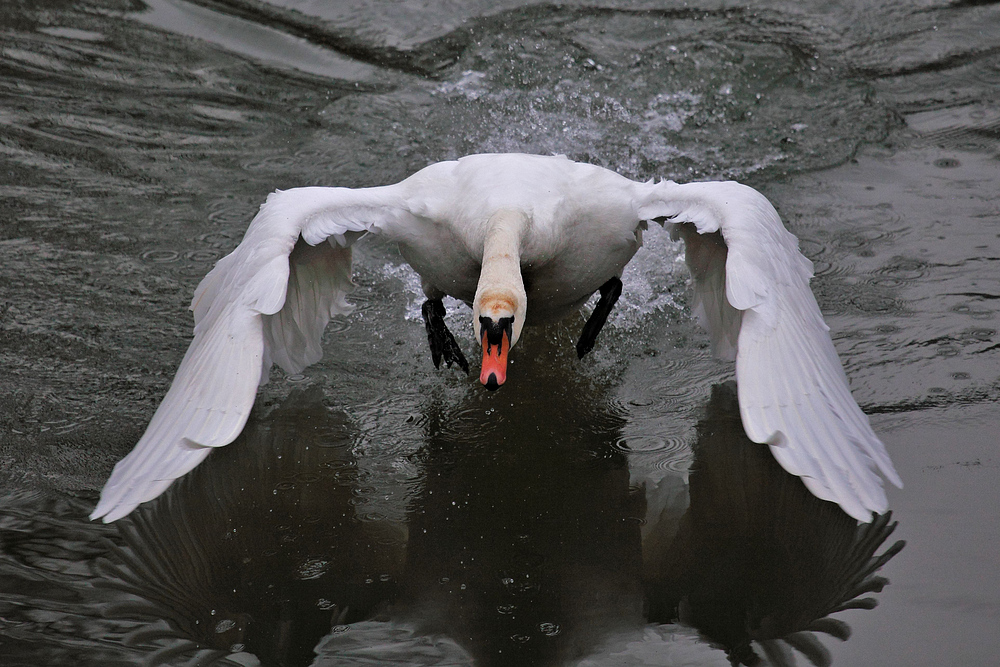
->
[[1, 0, 999, 665]]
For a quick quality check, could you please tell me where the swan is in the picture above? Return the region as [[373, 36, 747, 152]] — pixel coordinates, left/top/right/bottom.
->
[[90, 153, 901, 523]]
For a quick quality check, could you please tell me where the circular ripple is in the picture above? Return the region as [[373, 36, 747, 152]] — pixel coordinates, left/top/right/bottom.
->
[[810, 260, 835, 276], [538, 622, 561, 637], [833, 230, 885, 250], [208, 206, 251, 225], [614, 434, 669, 453], [185, 249, 221, 262], [175, 264, 209, 278], [649, 451, 695, 473], [873, 257, 929, 281], [141, 249, 180, 263], [868, 275, 907, 288], [961, 327, 995, 342], [195, 231, 237, 248], [848, 292, 899, 313], [648, 380, 704, 406], [797, 237, 827, 259]]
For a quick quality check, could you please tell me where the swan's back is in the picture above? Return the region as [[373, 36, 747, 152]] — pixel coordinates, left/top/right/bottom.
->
[[396, 154, 646, 318]]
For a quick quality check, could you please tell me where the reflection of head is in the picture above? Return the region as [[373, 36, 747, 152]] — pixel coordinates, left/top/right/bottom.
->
[[100, 388, 405, 666], [646, 383, 904, 666], [402, 342, 640, 667]]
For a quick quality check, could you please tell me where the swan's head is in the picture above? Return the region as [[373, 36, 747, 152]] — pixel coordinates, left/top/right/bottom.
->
[[473, 288, 525, 391]]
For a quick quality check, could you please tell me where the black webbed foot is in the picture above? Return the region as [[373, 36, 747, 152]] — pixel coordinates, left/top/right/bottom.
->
[[421, 298, 470, 373], [576, 276, 623, 359]]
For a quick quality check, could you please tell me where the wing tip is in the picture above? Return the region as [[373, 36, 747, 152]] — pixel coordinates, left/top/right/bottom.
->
[[90, 485, 143, 523], [90, 502, 136, 524], [90, 436, 217, 523], [875, 450, 903, 489]]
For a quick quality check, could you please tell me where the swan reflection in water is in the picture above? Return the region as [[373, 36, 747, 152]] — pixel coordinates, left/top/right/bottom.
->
[[99, 363, 903, 667]]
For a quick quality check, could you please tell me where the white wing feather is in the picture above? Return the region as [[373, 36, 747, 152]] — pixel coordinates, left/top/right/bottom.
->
[[636, 180, 902, 522], [91, 186, 407, 522]]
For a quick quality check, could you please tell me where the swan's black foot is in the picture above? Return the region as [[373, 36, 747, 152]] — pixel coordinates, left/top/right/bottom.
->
[[576, 276, 623, 359], [422, 298, 469, 373]]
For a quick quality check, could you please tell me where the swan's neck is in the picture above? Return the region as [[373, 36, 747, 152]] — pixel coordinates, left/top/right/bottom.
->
[[473, 209, 528, 345]]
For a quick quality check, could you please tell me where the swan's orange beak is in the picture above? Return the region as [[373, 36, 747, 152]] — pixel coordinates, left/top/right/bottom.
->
[[480, 329, 509, 391]]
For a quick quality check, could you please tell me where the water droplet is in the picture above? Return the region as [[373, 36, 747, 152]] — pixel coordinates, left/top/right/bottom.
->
[[215, 619, 236, 633], [298, 558, 330, 580], [538, 622, 561, 637]]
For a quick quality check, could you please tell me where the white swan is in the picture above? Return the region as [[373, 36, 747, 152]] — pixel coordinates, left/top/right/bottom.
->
[[91, 153, 901, 523]]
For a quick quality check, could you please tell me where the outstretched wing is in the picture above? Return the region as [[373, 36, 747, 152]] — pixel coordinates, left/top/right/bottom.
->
[[634, 180, 902, 522], [92, 185, 411, 522]]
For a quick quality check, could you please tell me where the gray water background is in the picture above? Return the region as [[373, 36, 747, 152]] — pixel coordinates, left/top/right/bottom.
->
[[1, 0, 999, 665]]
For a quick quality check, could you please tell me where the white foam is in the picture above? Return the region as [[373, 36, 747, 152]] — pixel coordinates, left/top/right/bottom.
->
[[613, 223, 687, 329]]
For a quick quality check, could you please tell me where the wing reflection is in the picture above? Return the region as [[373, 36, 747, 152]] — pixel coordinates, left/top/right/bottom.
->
[[643, 382, 905, 666], [98, 377, 901, 667], [99, 387, 405, 666]]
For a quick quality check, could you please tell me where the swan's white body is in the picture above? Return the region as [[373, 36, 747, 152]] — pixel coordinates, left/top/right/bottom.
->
[[91, 153, 901, 523]]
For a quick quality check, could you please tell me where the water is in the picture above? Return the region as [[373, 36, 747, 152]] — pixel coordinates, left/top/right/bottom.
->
[[1, 0, 998, 664]]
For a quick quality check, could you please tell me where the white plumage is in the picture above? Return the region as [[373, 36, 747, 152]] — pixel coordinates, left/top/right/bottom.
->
[[91, 153, 901, 523]]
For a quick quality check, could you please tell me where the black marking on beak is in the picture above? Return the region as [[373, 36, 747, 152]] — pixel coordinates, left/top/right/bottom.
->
[[484, 373, 500, 391], [479, 315, 514, 353]]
